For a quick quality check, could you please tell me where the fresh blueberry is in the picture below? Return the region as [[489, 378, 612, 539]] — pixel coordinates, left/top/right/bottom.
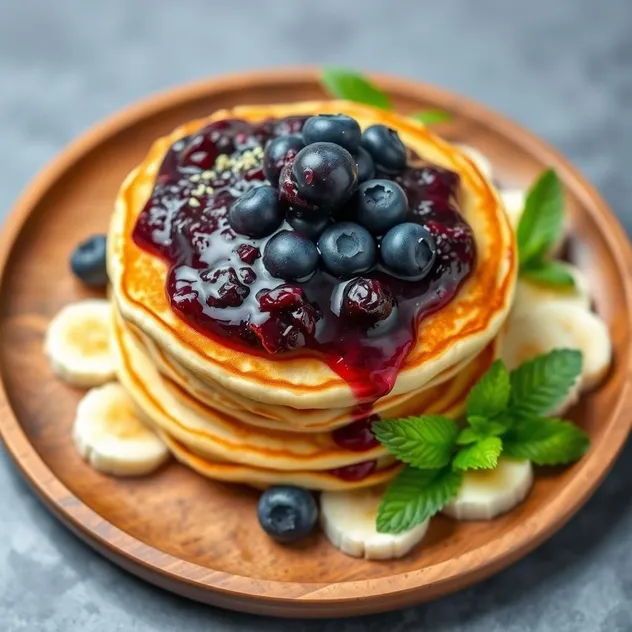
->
[[257, 486, 318, 544], [263, 230, 319, 280], [302, 114, 362, 153], [342, 277, 394, 326], [70, 235, 108, 287], [318, 222, 376, 278], [228, 186, 283, 238], [361, 125, 407, 174], [380, 222, 437, 280], [354, 179, 409, 235], [354, 146, 375, 183], [263, 134, 305, 184], [287, 212, 331, 241], [292, 142, 358, 210]]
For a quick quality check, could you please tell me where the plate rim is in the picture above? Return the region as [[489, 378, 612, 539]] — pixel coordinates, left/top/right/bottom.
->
[[1, 66, 631, 617]]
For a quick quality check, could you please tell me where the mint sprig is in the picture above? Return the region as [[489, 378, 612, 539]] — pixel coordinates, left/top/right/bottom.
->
[[372, 415, 458, 469], [516, 169, 572, 287], [409, 110, 453, 125], [453, 436, 503, 471], [377, 466, 462, 534], [509, 349, 582, 419], [374, 349, 586, 534], [320, 67, 451, 125], [503, 418, 589, 465]]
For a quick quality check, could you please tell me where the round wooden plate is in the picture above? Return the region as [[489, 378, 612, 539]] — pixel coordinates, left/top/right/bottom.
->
[[1, 69, 631, 618]]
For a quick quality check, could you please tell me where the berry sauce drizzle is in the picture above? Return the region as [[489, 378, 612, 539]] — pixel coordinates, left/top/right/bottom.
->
[[133, 117, 476, 404]]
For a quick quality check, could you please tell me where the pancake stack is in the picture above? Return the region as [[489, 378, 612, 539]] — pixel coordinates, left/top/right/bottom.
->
[[107, 100, 516, 491]]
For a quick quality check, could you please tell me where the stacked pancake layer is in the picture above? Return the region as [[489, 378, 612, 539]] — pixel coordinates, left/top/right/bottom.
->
[[107, 100, 517, 490]]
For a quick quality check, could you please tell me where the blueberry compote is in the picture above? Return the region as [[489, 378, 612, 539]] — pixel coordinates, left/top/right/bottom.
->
[[133, 115, 476, 408]]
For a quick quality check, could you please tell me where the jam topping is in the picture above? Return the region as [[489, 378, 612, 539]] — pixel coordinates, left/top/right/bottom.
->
[[133, 116, 476, 401]]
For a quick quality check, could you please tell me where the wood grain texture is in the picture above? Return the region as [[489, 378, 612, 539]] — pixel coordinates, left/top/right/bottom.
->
[[0, 68, 630, 618]]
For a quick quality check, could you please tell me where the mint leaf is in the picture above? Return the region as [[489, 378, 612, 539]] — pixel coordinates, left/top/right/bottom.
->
[[466, 359, 510, 419], [503, 418, 589, 465], [517, 169, 564, 266], [510, 349, 582, 419], [521, 259, 575, 288], [457, 420, 507, 445], [321, 68, 390, 110], [373, 415, 458, 469], [453, 437, 502, 471], [409, 110, 453, 125], [377, 466, 462, 533]]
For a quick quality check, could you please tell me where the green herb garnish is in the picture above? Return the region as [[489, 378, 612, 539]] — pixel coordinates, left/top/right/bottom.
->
[[320, 67, 451, 125], [373, 349, 587, 534], [516, 169, 572, 286]]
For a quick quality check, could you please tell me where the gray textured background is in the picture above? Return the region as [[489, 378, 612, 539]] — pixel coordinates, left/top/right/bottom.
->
[[1, 1, 631, 630]]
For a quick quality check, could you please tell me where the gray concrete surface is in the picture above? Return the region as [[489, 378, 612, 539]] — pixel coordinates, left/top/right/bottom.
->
[[1, 0, 631, 630]]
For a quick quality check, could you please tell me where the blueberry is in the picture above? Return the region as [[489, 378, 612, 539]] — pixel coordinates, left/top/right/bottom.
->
[[70, 235, 108, 287], [287, 212, 331, 241], [354, 146, 375, 183], [342, 277, 394, 326], [318, 222, 376, 278], [380, 222, 437, 280], [263, 230, 319, 280], [361, 125, 407, 175], [292, 142, 358, 210], [263, 134, 305, 184], [228, 186, 283, 238], [302, 114, 362, 153], [355, 179, 408, 235], [257, 486, 318, 544]]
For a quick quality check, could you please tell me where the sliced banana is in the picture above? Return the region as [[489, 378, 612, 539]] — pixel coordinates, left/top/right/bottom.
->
[[45, 300, 115, 388], [512, 263, 591, 317], [501, 306, 580, 413], [73, 383, 169, 476], [442, 458, 533, 520], [320, 486, 429, 560], [500, 189, 526, 230], [456, 144, 493, 180], [527, 301, 611, 390]]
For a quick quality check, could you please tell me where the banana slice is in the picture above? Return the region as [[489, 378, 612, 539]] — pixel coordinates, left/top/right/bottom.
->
[[456, 144, 493, 180], [320, 486, 429, 560], [501, 305, 581, 414], [500, 189, 525, 230], [442, 458, 533, 520], [512, 264, 591, 317], [45, 300, 115, 387], [525, 301, 611, 390], [73, 383, 169, 476]]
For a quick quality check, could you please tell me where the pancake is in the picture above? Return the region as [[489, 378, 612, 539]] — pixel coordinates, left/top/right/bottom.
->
[[112, 310, 492, 474], [158, 431, 402, 491], [108, 100, 516, 410], [127, 312, 491, 432]]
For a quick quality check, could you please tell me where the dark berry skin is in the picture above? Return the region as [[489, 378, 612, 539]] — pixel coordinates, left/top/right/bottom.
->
[[257, 486, 318, 544], [70, 235, 108, 287], [287, 212, 331, 241], [380, 222, 437, 280], [361, 124, 407, 175], [354, 146, 375, 183], [228, 185, 283, 238], [318, 222, 376, 278], [263, 134, 305, 184], [291, 142, 358, 210], [355, 179, 409, 235], [342, 277, 394, 326], [302, 114, 362, 153], [263, 230, 319, 280]]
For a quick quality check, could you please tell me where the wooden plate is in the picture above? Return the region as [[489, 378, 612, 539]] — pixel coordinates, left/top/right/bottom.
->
[[1, 69, 631, 618]]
